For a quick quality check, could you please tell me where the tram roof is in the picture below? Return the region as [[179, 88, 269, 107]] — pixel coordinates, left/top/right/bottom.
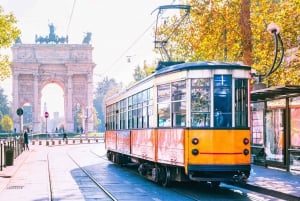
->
[[251, 85, 300, 101], [154, 61, 251, 76]]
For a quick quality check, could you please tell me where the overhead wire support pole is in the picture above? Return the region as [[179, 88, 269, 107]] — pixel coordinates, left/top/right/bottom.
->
[[152, 4, 191, 62]]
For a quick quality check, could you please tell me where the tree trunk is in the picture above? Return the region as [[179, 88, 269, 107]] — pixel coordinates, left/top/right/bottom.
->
[[240, 0, 253, 66]]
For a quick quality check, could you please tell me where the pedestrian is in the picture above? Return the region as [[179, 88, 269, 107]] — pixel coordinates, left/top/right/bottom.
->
[[24, 130, 29, 150], [19, 133, 24, 151], [63, 132, 67, 141]]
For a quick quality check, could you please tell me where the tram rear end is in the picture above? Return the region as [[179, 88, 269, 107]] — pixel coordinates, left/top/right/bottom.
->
[[186, 129, 251, 184]]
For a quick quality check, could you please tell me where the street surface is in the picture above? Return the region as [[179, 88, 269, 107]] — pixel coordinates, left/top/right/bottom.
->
[[0, 142, 287, 200]]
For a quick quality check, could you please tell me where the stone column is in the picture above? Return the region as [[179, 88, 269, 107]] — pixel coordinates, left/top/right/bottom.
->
[[65, 74, 74, 132], [12, 73, 21, 133], [32, 74, 40, 133], [86, 72, 94, 132]]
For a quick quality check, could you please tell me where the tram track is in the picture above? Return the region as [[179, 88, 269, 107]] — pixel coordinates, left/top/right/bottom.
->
[[46, 146, 118, 201], [89, 148, 287, 201], [66, 151, 118, 201]]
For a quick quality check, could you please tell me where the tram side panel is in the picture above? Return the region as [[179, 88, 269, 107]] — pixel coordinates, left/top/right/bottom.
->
[[105, 130, 117, 151], [116, 130, 131, 155], [157, 129, 185, 166], [131, 129, 157, 161]]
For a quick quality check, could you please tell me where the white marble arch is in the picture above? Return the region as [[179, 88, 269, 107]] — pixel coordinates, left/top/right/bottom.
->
[[11, 44, 95, 133]]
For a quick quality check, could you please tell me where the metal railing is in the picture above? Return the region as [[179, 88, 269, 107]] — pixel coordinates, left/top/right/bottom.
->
[[0, 139, 23, 171]]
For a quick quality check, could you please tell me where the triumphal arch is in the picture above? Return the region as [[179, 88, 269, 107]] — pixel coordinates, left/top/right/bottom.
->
[[11, 27, 95, 133]]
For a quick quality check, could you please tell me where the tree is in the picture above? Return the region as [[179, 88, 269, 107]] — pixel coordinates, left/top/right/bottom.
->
[[1, 115, 13, 132], [132, 61, 156, 82], [93, 77, 122, 132], [158, 0, 300, 86], [0, 6, 21, 81], [0, 87, 10, 118]]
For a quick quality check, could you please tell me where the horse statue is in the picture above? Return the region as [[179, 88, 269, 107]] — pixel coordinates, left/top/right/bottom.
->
[[82, 32, 92, 44], [35, 23, 68, 44]]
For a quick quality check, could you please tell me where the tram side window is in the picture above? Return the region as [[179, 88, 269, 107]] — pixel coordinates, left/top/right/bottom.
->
[[128, 96, 133, 129], [137, 92, 143, 128], [172, 80, 186, 127], [235, 79, 248, 127], [148, 88, 154, 128], [120, 99, 127, 129], [214, 75, 232, 128], [113, 103, 119, 130], [158, 84, 171, 127], [106, 105, 112, 130], [132, 94, 138, 128], [142, 90, 148, 128], [191, 79, 210, 127]]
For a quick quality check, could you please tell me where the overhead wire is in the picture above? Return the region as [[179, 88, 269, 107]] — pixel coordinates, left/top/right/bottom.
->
[[66, 0, 77, 37], [97, 0, 177, 78]]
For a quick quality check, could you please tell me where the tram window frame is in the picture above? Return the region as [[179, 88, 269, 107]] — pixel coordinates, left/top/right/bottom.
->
[[158, 84, 171, 127], [213, 75, 232, 128], [171, 80, 186, 127], [235, 79, 248, 128], [191, 78, 211, 127]]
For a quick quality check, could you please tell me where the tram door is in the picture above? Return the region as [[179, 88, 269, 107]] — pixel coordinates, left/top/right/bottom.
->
[[265, 109, 286, 166]]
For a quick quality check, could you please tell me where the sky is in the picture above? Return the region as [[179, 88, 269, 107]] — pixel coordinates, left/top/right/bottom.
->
[[0, 0, 176, 117]]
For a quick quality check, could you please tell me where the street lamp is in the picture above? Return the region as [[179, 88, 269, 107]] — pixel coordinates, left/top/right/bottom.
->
[[85, 106, 92, 138]]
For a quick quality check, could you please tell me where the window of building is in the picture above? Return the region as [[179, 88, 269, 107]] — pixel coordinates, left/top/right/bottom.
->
[[251, 102, 264, 145], [191, 78, 210, 127]]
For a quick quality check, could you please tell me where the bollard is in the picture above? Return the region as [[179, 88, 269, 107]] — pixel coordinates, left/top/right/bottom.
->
[[39, 141, 42, 145], [65, 140, 68, 144], [73, 139, 75, 144], [58, 140, 61, 145], [88, 139, 90, 143], [46, 141, 49, 146], [52, 140, 55, 145], [80, 139, 83, 143], [32, 141, 35, 145], [96, 139, 98, 143]]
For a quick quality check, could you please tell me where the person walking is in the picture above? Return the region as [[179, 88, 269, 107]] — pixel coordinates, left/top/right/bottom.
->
[[24, 130, 29, 150], [63, 132, 67, 142]]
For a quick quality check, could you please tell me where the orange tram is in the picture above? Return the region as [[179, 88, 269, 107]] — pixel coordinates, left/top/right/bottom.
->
[[105, 61, 251, 187]]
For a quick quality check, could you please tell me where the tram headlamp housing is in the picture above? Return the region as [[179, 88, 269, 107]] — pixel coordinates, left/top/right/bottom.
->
[[192, 149, 199, 155], [192, 138, 199, 145], [243, 138, 250, 145], [243, 149, 249, 155]]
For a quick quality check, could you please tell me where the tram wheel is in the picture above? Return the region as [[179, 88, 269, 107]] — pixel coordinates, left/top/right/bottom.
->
[[160, 167, 171, 187], [209, 181, 220, 188]]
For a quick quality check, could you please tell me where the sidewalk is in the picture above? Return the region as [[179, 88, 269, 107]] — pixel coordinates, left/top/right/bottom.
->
[[0, 144, 300, 200], [243, 165, 300, 201]]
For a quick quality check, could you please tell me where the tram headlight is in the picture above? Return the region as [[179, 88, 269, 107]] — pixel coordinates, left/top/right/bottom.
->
[[243, 138, 249, 145], [192, 149, 199, 155], [243, 149, 249, 155], [192, 138, 199, 145]]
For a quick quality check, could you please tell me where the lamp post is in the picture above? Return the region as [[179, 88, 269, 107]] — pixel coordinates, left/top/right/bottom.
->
[[85, 106, 92, 138], [45, 112, 49, 143]]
